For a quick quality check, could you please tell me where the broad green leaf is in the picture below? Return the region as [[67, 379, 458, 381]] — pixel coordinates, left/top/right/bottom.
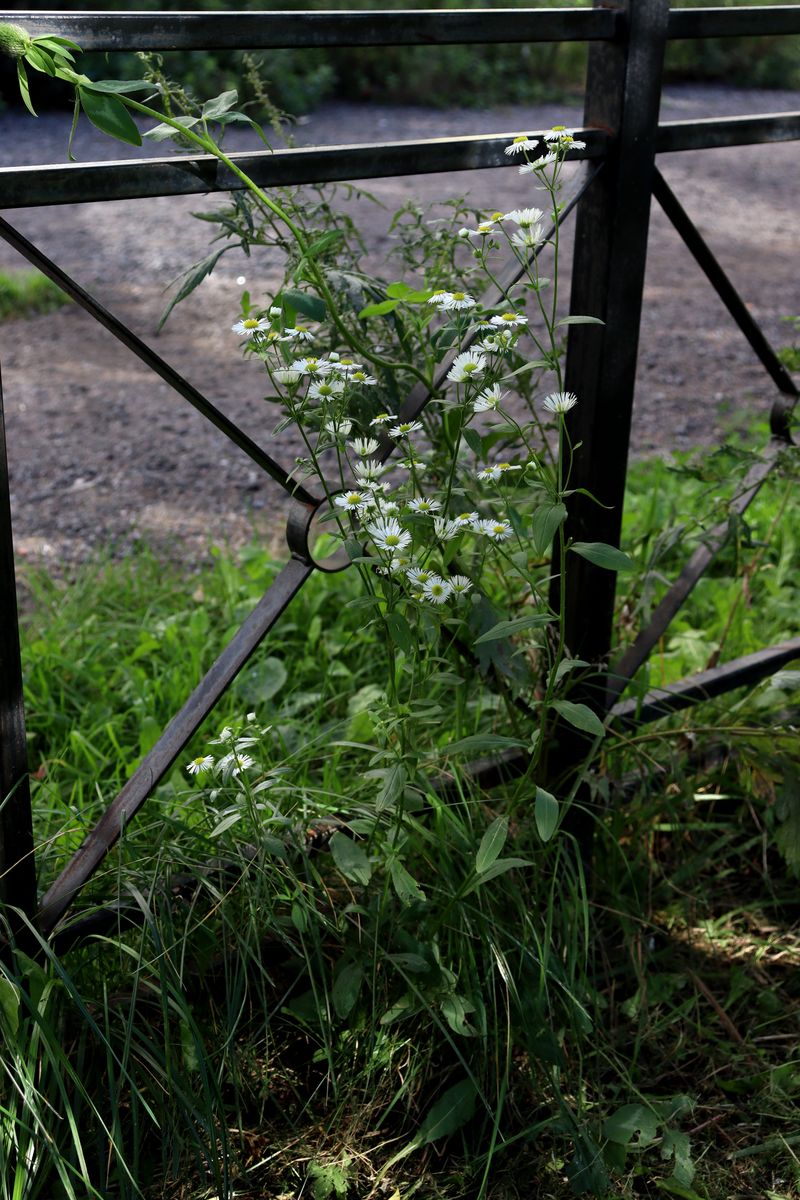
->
[[34, 35, 82, 54], [464, 857, 530, 891], [358, 298, 401, 318], [570, 540, 635, 572], [202, 89, 238, 119], [552, 699, 606, 738], [476, 816, 508, 874], [159, 248, 227, 329], [384, 282, 431, 302], [143, 114, 201, 141], [415, 1079, 477, 1147], [332, 961, 363, 1019], [530, 501, 567, 556], [385, 610, 415, 655], [474, 613, 553, 645], [238, 655, 287, 704], [79, 86, 142, 146], [462, 426, 483, 456], [329, 831, 372, 886], [444, 733, 527, 755], [661, 1129, 695, 1188], [83, 78, 158, 94], [535, 787, 559, 842], [440, 993, 477, 1036], [603, 1103, 659, 1147], [0, 976, 20, 1037], [389, 859, 427, 905], [280, 288, 327, 323], [557, 314, 605, 326], [302, 230, 345, 260], [376, 762, 407, 811], [24, 44, 55, 76]]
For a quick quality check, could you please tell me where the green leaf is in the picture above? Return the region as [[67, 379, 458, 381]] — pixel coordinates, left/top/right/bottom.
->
[[557, 314, 605, 326], [476, 816, 508, 873], [530, 501, 567, 557], [661, 1129, 695, 1188], [444, 733, 527, 755], [384, 281, 431, 302], [17, 60, 36, 117], [143, 114, 201, 141], [535, 787, 559, 842], [34, 35, 82, 55], [603, 1103, 659, 1147], [280, 288, 327, 323], [376, 762, 407, 811], [464, 857, 530, 891], [24, 44, 55, 76], [202, 89, 238, 119], [474, 613, 553, 645], [0, 976, 20, 1038], [552, 699, 606, 738], [389, 859, 427, 905], [159, 248, 227, 329], [79, 86, 142, 146], [570, 540, 635, 572], [415, 1079, 477, 1147], [385, 610, 415, 655], [303, 230, 345, 260], [462, 426, 483, 456], [358, 298, 401, 318], [329, 831, 372, 887], [238, 655, 287, 704], [332, 961, 363, 1019], [82, 78, 158, 94], [440, 993, 477, 1036]]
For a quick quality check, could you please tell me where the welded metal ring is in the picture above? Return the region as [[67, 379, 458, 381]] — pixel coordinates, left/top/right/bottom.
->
[[286, 495, 353, 572]]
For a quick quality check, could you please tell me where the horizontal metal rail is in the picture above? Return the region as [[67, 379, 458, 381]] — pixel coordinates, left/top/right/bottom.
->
[[610, 639, 800, 729], [667, 4, 800, 38], [37, 554, 315, 936], [657, 111, 800, 153], [0, 7, 618, 50], [0, 129, 607, 208]]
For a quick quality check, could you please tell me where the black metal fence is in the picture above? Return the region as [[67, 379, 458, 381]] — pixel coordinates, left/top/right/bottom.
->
[[1, 2, 798, 946]]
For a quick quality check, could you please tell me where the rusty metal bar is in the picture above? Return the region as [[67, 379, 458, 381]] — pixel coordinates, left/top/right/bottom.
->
[[37, 553, 315, 936], [607, 442, 787, 703], [653, 168, 799, 402], [0, 364, 39, 939], [657, 112, 800, 153], [0, 129, 608, 210], [610, 639, 800, 729], [0, 216, 320, 507], [1, 8, 618, 51], [668, 5, 800, 38]]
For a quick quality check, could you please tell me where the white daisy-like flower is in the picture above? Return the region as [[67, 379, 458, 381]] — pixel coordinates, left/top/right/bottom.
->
[[350, 437, 380, 457], [211, 726, 235, 744], [280, 325, 314, 343], [544, 125, 586, 150], [449, 575, 473, 598], [454, 511, 480, 527], [433, 517, 461, 541], [408, 496, 441, 515], [367, 517, 412, 553], [478, 518, 513, 541], [502, 207, 545, 228], [308, 379, 345, 401], [461, 219, 498, 238], [511, 226, 546, 252], [272, 369, 302, 385], [520, 153, 557, 173], [398, 458, 425, 475], [350, 370, 378, 386], [504, 135, 540, 156], [406, 567, 434, 588], [447, 351, 487, 383], [389, 553, 414, 574], [370, 411, 397, 426], [473, 384, 504, 412], [218, 751, 255, 777], [335, 489, 369, 512], [491, 311, 528, 328], [324, 418, 353, 438], [187, 755, 214, 776], [232, 317, 270, 339], [380, 500, 400, 515], [477, 462, 522, 482], [427, 290, 451, 307], [543, 391, 578, 414], [423, 576, 452, 604], [354, 458, 384, 482], [441, 291, 476, 311], [389, 421, 423, 438], [291, 356, 330, 377], [334, 358, 363, 376]]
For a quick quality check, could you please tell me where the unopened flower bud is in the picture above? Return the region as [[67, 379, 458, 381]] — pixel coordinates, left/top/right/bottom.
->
[[0, 22, 32, 59]]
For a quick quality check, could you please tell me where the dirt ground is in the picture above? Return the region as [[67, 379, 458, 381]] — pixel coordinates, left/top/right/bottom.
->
[[0, 85, 797, 567]]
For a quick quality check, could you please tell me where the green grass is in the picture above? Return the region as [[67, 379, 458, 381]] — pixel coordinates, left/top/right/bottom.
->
[[0, 269, 71, 323], [3, 435, 799, 1199]]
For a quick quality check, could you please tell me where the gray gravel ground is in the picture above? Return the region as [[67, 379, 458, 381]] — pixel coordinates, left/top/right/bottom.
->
[[0, 84, 797, 566]]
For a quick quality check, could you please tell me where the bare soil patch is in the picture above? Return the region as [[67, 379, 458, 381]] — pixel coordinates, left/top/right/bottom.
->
[[0, 85, 797, 566]]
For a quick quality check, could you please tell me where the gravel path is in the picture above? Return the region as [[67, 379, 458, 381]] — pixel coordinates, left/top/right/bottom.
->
[[0, 85, 797, 566]]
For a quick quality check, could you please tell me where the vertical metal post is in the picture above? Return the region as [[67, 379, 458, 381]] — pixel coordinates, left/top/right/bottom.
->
[[0, 362, 38, 940], [552, 0, 670, 674]]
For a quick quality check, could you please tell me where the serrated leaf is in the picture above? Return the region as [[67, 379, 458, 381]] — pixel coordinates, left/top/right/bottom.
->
[[570, 540, 635, 572], [79, 87, 142, 147], [444, 733, 527, 755], [329, 831, 372, 886], [530, 501, 567, 556], [603, 1103, 659, 1147], [476, 816, 508, 873], [474, 613, 553, 645], [535, 787, 559, 842], [332, 961, 363, 1019], [552, 699, 606, 738], [159, 248, 227, 329], [358, 298, 401, 318], [202, 89, 238, 119]]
